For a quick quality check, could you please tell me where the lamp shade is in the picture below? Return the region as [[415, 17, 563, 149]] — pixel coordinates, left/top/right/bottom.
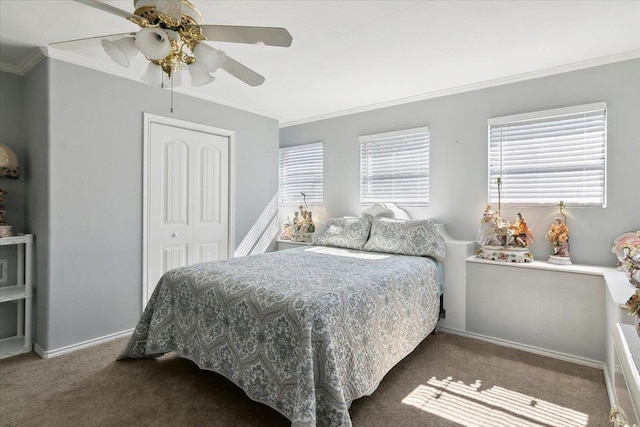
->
[[188, 60, 215, 86], [135, 28, 171, 60], [193, 43, 226, 72], [140, 62, 164, 86], [101, 37, 139, 67], [0, 144, 18, 179]]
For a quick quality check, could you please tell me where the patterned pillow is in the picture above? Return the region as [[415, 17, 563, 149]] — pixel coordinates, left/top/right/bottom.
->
[[363, 217, 446, 261], [314, 217, 372, 250]]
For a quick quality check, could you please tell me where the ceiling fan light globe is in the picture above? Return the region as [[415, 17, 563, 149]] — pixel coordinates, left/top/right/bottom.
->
[[188, 61, 215, 86], [135, 28, 171, 60], [101, 37, 138, 67], [140, 62, 164, 87], [193, 43, 226, 72]]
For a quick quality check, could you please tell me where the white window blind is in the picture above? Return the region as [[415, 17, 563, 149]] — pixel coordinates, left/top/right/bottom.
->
[[488, 102, 607, 207], [360, 127, 430, 206], [278, 142, 323, 205]]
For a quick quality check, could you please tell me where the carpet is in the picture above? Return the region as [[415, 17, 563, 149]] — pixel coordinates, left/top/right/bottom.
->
[[0, 331, 610, 426]]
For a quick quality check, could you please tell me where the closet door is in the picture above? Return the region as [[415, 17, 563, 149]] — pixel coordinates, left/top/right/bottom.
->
[[143, 115, 233, 306]]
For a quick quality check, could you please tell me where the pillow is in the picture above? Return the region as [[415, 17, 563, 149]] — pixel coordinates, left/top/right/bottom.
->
[[363, 217, 446, 261], [314, 216, 372, 250]]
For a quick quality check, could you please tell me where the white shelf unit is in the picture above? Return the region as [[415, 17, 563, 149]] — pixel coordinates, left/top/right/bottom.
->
[[0, 234, 33, 359]]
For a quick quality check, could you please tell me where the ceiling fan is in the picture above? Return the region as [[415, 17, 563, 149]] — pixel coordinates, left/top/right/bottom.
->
[[50, 0, 293, 88]]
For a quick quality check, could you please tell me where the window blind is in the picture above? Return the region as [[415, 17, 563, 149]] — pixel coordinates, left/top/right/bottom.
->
[[488, 103, 607, 207], [278, 142, 323, 205], [360, 127, 430, 206]]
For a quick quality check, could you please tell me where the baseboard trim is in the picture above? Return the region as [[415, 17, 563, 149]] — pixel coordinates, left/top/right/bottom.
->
[[602, 364, 616, 407], [33, 329, 134, 359], [436, 326, 605, 370]]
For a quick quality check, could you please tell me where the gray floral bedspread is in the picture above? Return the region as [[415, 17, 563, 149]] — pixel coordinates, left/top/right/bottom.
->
[[119, 246, 441, 426]]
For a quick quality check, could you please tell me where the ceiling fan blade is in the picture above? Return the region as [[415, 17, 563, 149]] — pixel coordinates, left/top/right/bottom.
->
[[221, 56, 265, 87], [155, 0, 183, 22], [73, 0, 138, 20], [49, 33, 135, 50], [200, 25, 292, 47]]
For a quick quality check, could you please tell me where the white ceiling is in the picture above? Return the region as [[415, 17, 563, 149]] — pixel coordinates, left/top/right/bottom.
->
[[1, 1, 639, 126]]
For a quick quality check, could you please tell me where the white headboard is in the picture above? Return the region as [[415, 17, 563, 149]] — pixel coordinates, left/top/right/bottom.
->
[[360, 202, 410, 220]]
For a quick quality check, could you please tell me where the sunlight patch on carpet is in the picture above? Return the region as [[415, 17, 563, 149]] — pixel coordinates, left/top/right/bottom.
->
[[402, 376, 589, 427]]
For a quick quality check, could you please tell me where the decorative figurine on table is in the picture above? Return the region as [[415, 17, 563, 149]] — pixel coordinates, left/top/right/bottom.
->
[[508, 212, 534, 247], [612, 231, 640, 287], [475, 179, 533, 263], [546, 201, 571, 265], [291, 192, 315, 243], [279, 217, 293, 240], [476, 205, 503, 246]]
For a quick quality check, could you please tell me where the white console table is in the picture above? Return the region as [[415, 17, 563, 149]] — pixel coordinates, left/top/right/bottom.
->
[[0, 234, 33, 359]]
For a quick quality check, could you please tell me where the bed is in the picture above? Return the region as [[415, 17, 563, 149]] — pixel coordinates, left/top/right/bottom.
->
[[119, 211, 446, 427]]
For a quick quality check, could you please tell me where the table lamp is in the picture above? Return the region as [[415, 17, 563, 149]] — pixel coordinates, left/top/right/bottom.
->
[[0, 143, 19, 237]]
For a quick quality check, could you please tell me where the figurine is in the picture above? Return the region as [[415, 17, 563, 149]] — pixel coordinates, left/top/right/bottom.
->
[[508, 212, 534, 247], [279, 217, 293, 240], [476, 205, 500, 246], [291, 204, 315, 243], [475, 204, 534, 263], [546, 217, 570, 263]]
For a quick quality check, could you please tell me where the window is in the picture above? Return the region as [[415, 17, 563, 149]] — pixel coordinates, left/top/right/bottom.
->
[[278, 142, 323, 205], [360, 127, 430, 206], [488, 102, 607, 207]]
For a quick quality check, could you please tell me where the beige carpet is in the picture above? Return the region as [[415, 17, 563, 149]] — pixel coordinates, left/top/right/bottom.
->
[[0, 332, 610, 426]]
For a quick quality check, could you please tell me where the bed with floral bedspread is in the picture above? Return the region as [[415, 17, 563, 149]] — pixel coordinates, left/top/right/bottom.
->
[[119, 217, 445, 427]]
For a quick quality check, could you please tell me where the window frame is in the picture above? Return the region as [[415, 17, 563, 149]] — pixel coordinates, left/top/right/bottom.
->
[[359, 126, 430, 207], [487, 102, 607, 208]]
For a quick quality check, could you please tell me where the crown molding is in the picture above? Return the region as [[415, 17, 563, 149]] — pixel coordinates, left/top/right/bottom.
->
[[0, 48, 46, 76], [280, 48, 640, 128]]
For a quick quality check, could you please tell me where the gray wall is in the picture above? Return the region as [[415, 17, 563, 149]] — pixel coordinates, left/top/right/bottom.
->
[[280, 58, 640, 267], [15, 58, 279, 352], [23, 61, 50, 349], [0, 71, 28, 338]]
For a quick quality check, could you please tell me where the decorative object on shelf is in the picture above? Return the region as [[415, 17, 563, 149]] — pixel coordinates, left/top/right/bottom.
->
[[508, 212, 534, 248], [279, 216, 293, 240], [475, 178, 533, 263], [625, 288, 640, 335], [291, 192, 315, 243], [610, 406, 633, 427], [546, 201, 571, 265], [0, 143, 19, 238], [613, 231, 640, 287]]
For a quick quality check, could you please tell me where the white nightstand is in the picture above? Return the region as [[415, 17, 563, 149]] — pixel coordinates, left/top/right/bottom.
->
[[0, 234, 33, 359], [277, 239, 313, 251]]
